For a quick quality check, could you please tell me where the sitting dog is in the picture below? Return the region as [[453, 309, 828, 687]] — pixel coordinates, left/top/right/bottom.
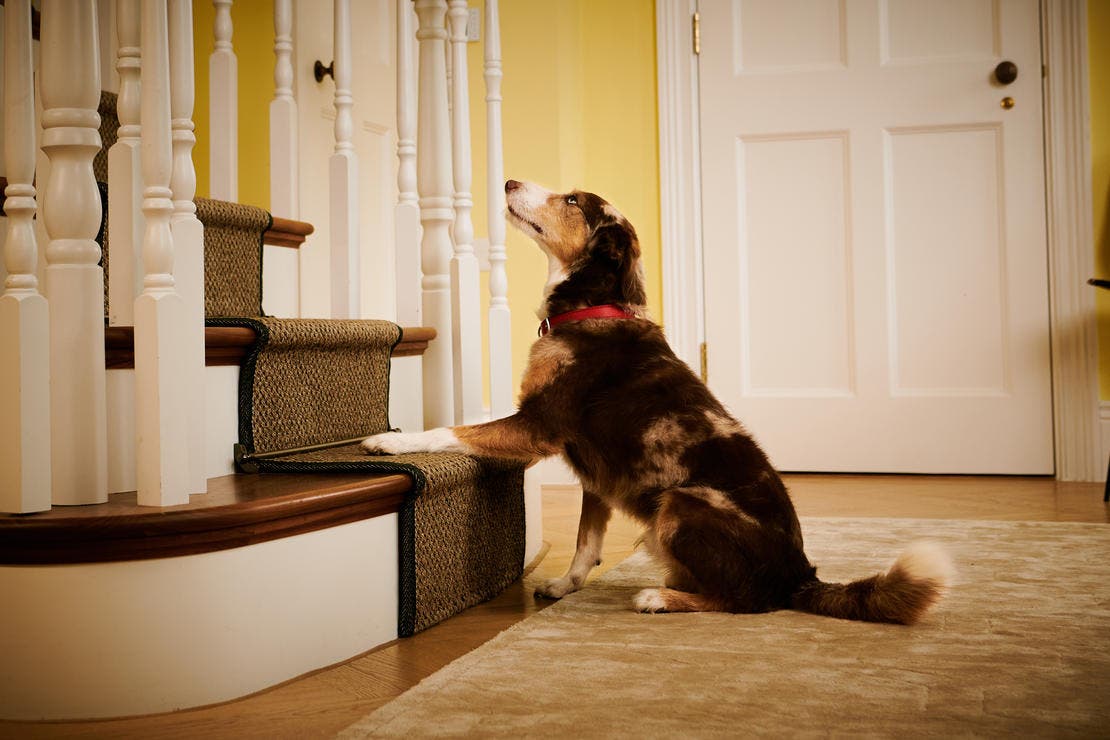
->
[[362, 179, 952, 623]]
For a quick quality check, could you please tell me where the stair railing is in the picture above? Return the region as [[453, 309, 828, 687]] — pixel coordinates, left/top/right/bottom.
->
[[209, 0, 238, 201], [0, 0, 51, 513], [40, 1, 110, 507], [484, 0, 513, 421], [395, 0, 421, 328], [415, 0, 456, 428], [329, 0, 361, 320], [270, 0, 300, 221], [447, 0, 484, 425], [169, 0, 208, 496]]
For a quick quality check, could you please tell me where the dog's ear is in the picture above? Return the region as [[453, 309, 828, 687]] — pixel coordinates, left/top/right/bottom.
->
[[586, 219, 645, 306]]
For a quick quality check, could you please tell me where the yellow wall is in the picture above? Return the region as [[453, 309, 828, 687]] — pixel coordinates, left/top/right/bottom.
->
[[1092, 1, 1110, 398], [192, 1, 273, 209], [468, 0, 661, 392]]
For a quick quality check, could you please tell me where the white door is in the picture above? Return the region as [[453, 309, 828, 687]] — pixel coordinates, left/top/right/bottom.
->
[[698, 0, 1053, 474], [294, 0, 398, 320]]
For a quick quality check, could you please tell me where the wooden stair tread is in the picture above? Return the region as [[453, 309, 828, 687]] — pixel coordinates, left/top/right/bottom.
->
[[265, 216, 315, 248], [105, 324, 435, 368], [0, 471, 412, 565]]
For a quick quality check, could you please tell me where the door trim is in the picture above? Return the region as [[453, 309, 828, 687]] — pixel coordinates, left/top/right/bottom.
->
[[656, 0, 1101, 481]]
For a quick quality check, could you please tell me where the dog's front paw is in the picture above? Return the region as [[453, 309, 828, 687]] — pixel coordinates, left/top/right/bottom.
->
[[360, 432, 409, 455], [633, 588, 668, 613], [534, 576, 580, 600]]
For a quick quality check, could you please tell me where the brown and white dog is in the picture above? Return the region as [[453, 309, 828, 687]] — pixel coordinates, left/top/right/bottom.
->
[[362, 179, 953, 624]]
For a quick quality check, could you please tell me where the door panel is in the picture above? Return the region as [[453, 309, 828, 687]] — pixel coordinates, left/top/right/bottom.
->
[[698, 0, 1053, 473]]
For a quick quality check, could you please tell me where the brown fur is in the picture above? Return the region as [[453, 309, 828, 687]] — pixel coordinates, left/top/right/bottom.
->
[[389, 180, 952, 626]]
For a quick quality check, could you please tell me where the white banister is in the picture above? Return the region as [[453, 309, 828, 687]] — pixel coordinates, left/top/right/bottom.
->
[[0, 0, 51, 514], [209, 0, 238, 200], [270, 0, 299, 218], [484, 0, 513, 420], [39, 0, 109, 506], [169, 0, 208, 496], [329, 0, 360, 319], [415, 0, 455, 428], [447, 0, 483, 424], [135, 0, 190, 506], [394, 0, 421, 327], [107, 0, 143, 327]]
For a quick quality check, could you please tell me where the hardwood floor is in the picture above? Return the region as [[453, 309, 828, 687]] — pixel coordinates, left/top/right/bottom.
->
[[2, 475, 1104, 739]]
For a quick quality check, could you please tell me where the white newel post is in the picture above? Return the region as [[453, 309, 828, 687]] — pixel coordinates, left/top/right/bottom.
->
[[415, 0, 455, 428], [135, 0, 190, 506], [210, 0, 238, 200], [107, 0, 143, 326], [447, 0, 483, 424], [40, 0, 109, 506], [329, 0, 360, 319], [0, 0, 52, 513], [170, 0, 208, 495], [484, 0, 512, 420], [270, 0, 299, 218], [394, 0, 421, 327]]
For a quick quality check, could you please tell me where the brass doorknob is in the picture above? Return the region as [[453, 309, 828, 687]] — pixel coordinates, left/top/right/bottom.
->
[[994, 61, 1018, 85]]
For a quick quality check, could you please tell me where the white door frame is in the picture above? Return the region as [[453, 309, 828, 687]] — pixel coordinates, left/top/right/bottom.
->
[[656, 0, 1101, 481]]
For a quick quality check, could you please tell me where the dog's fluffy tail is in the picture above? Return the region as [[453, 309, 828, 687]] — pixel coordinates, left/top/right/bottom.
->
[[790, 541, 954, 625]]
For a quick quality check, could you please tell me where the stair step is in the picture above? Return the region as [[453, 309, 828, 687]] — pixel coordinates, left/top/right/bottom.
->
[[0, 471, 411, 565], [104, 324, 435, 369]]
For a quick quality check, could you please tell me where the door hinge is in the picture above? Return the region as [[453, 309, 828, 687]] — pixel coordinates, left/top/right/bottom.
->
[[692, 12, 701, 55], [699, 341, 708, 383]]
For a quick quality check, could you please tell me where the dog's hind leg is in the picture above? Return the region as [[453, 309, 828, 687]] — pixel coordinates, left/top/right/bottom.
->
[[535, 490, 611, 599]]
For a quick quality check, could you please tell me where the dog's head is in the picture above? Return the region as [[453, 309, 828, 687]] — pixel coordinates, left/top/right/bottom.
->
[[504, 179, 646, 316]]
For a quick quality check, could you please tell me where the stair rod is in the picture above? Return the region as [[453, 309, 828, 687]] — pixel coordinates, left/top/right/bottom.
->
[[233, 436, 381, 473]]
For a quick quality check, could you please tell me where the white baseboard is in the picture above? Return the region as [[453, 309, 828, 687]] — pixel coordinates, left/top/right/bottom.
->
[[1098, 402, 1110, 483]]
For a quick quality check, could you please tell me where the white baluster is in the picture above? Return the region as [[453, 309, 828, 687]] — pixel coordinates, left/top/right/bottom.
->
[[394, 0, 421, 326], [0, 0, 51, 513], [135, 0, 189, 506], [330, 0, 360, 319], [107, 0, 143, 326], [415, 0, 455, 428], [209, 0, 238, 200], [40, 0, 109, 506], [447, 0, 482, 424], [170, 0, 208, 496], [270, 0, 299, 219], [485, 0, 512, 420]]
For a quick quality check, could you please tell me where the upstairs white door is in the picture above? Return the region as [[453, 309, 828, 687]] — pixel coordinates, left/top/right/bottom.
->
[[698, 0, 1053, 473]]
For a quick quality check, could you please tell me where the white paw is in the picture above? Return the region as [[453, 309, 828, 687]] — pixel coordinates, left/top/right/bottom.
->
[[360, 432, 411, 455], [633, 588, 668, 613], [535, 576, 580, 599]]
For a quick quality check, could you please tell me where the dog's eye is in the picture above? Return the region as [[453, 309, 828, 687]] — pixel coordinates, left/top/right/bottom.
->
[[566, 195, 578, 206]]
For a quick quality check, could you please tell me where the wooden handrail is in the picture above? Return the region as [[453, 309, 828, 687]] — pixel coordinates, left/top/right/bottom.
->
[[105, 324, 435, 369]]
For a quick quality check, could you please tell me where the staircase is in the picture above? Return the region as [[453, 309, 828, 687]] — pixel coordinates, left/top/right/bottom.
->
[[0, 91, 525, 721]]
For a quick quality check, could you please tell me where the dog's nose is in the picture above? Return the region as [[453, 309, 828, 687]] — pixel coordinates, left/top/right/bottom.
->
[[505, 179, 521, 193]]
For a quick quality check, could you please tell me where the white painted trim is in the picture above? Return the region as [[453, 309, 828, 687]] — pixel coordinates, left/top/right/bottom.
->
[[1098, 401, 1110, 483], [656, 0, 704, 372], [1042, 0, 1100, 481], [656, 0, 1102, 480], [0, 516, 399, 720]]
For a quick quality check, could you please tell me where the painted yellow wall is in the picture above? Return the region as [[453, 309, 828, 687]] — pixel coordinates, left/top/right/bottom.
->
[[192, 1, 273, 209], [468, 0, 661, 392], [1092, 1, 1110, 398]]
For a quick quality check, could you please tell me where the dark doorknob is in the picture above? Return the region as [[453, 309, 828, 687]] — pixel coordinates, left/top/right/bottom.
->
[[994, 61, 1018, 85]]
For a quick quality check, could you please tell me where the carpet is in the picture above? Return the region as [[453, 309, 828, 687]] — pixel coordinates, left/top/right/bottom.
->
[[339, 517, 1110, 738]]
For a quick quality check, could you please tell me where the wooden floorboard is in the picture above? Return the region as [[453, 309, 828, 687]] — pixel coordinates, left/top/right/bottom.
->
[[2, 475, 1105, 738]]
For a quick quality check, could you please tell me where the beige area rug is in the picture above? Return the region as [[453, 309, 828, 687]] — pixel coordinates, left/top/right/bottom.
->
[[339, 518, 1110, 738]]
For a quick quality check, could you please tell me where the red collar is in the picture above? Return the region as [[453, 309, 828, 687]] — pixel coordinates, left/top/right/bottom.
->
[[538, 305, 639, 336]]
